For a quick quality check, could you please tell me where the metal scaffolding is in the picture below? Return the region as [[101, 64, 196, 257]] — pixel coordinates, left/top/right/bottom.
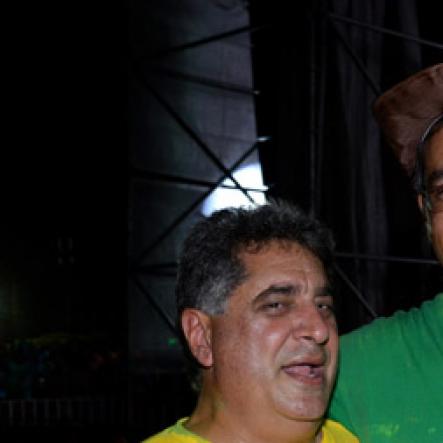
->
[[129, 6, 442, 336]]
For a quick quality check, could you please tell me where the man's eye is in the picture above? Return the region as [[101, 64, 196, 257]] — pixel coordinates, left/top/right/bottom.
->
[[428, 185, 443, 212], [317, 303, 335, 315], [262, 302, 288, 314], [430, 183, 443, 200]]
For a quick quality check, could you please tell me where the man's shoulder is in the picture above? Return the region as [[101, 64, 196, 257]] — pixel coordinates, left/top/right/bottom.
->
[[142, 419, 209, 443], [322, 419, 359, 442], [342, 293, 443, 344]]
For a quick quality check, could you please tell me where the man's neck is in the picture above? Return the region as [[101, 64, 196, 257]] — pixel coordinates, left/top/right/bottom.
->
[[185, 386, 323, 443]]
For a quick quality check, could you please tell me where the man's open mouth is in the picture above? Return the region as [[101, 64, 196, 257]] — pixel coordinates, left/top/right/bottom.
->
[[281, 362, 326, 385]]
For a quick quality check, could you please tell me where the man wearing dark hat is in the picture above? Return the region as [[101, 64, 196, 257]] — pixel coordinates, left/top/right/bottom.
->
[[328, 64, 443, 442]]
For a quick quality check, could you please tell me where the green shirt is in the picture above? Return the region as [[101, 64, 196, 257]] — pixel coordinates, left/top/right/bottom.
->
[[329, 294, 443, 442]]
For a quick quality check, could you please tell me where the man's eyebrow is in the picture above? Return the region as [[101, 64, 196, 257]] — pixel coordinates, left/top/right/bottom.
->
[[315, 285, 334, 298], [253, 283, 333, 303], [254, 284, 298, 302]]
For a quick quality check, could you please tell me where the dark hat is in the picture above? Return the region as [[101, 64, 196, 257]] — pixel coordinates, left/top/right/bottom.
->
[[373, 63, 443, 176]]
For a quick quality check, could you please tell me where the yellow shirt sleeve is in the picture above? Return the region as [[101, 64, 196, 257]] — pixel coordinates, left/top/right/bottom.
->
[[322, 419, 360, 443], [142, 418, 210, 443]]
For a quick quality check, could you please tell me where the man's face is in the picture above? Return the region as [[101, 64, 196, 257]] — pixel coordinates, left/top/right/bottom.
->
[[208, 240, 338, 423], [423, 127, 443, 265]]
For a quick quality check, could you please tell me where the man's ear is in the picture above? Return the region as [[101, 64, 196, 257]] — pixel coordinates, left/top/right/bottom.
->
[[181, 309, 213, 368], [418, 193, 425, 213], [417, 193, 433, 239]]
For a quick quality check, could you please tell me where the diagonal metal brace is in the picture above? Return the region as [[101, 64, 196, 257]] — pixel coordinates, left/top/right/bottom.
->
[[328, 12, 443, 51], [131, 140, 265, 270], [132, 60, 256, 205], [328, 17, 381, 96], [148, 24, 271, 60], [336, 251, 439, 266], [334, 263, 378, 319], [132, 273, 178, 335]]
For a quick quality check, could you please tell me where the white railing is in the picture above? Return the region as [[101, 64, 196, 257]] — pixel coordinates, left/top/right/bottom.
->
[[0, 397, 127, 427]]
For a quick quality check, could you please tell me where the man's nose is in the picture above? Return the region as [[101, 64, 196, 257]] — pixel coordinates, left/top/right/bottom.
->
[[291, 305, 330, 345]]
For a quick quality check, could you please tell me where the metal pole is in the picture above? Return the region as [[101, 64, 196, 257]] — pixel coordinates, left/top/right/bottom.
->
[[328, 12, 443, 51], [146, 65, 259, 96], [309, 6, 317, 217], [131, 168, 267, 193], [132, 62, 256, 205], [132, 140, 264, 268], [336, 251, 439, 266], [132, 274, 177, 334], [328, 17, 381, 96], [334, 264, 378, 319], [149, 24, 271, 59], [136, 262, 177, 278], [316, 8, 328, 214]]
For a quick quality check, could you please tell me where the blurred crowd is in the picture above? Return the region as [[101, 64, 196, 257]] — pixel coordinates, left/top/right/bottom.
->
[[0, 334, 125, 400]]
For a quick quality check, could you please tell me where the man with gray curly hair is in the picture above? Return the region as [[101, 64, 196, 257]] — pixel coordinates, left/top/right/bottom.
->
[[144, 201, 358, 443]]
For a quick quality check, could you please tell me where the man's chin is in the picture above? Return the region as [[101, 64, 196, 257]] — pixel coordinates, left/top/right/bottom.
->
[[274, 395, 329, 422]]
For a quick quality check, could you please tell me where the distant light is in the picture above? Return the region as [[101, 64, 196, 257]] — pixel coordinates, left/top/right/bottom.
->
[[167, 337, 178, 347], [201, 162, 268, 216]]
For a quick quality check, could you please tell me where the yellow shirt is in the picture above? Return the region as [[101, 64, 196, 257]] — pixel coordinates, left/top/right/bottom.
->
[[143, 418, 359, 442]]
